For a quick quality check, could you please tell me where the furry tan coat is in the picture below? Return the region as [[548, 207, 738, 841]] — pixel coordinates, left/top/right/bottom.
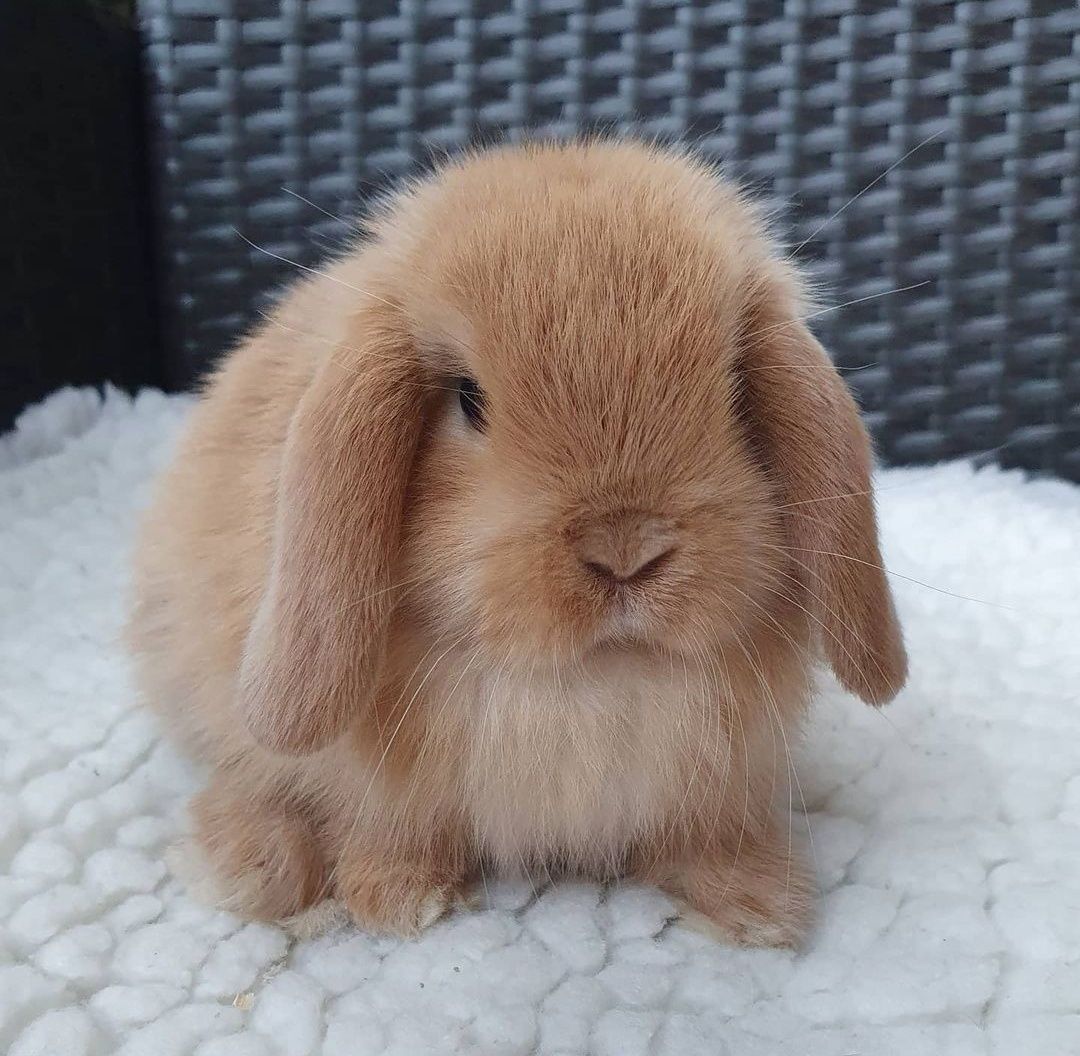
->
[[129, 140, 905, 945]]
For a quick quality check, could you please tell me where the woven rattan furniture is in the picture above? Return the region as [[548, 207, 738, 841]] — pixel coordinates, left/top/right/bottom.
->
[[139, 0, 1080, 478]]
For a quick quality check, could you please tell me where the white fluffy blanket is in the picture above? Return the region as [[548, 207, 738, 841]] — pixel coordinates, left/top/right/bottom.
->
[[2, 388, 1079, 1056]]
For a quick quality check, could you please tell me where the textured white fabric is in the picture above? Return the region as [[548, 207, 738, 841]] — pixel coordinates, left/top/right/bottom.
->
[[2, 388, 1079, 1056]]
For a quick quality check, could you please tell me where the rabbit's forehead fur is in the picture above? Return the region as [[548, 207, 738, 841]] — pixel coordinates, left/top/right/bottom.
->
[[393, 146, 772, 391], [379, 142, 784, 488]]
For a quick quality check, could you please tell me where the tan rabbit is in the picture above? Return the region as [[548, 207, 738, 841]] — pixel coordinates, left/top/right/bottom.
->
[[129, 140, 906, 945]]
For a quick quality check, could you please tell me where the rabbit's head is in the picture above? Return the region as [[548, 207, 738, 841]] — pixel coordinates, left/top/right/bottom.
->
[[239, 141, 907, 755]]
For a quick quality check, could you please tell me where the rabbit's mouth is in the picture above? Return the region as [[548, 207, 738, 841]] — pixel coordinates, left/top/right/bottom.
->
[[588, 608, 656, 653]]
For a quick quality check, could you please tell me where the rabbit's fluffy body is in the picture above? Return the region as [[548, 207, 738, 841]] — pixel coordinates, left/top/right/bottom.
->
[[130, 142, 905, 944]]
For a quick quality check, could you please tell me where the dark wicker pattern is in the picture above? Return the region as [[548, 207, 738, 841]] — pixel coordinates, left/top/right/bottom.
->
[[139, 0, 1080, 479]]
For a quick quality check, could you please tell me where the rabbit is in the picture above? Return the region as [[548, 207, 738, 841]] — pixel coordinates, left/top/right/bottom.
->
[[129, 139, 906, 946]]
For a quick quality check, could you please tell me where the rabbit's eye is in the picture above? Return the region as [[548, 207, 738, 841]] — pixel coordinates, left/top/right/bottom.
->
[[457, 376, 486, 431]]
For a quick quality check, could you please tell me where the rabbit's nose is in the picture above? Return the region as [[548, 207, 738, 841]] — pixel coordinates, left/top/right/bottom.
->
[[573, 511, 678, 586]]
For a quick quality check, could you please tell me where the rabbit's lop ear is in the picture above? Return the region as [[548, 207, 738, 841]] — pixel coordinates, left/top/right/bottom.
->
[[739, 279, 907, 705], [239, 304, 423, 754]]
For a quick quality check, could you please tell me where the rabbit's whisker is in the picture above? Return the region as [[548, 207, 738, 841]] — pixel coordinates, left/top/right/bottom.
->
[[730, 624, 789, 902], [697, 626, 737, 857], [650, 641, 711, 870], [234, 228, 400, 311], [281, 187, 355, 228], [766, 542, 1012, 611], [741, 281, 931, 351], [749, 558, 897, 696], [696, 635, 735, 858], [392, 642, 484, 845], [743, 361, 878, 373], [334, 629, 467, 883], [726, 583, 819, 884], [694, 600, 752, 899], [335, 571, 430, 618], [769, 428, 1075, 517], [752, 569, 914, 750], [786, 130, 943, 259]]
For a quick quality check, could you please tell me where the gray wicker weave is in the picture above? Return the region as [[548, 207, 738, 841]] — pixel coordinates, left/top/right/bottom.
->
[[139, 0, 1080, 479]]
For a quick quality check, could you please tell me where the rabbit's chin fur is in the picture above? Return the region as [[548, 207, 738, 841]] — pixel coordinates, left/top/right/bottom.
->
[[129, 139, 905, 947]]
